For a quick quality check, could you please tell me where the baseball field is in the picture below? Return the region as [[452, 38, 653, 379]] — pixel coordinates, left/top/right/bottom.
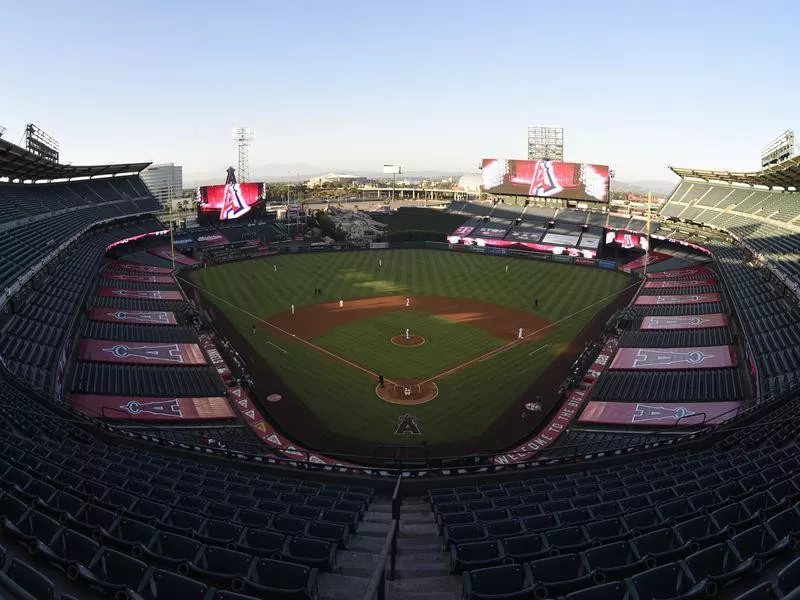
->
[[188, 249, 630, 447]]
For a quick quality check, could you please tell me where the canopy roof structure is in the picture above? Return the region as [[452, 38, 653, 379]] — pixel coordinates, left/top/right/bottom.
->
[[0, 138, 150, 181], [671, 155, 800, 190]]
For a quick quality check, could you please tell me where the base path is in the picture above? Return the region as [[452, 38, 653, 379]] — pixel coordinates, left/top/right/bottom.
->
[[376, 380, 439, 405], [266, 295, 553, 342], [391, 335, 425, 347]]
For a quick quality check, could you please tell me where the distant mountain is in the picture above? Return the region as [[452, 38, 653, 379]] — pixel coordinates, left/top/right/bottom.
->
[[611, 179, 678, 197]]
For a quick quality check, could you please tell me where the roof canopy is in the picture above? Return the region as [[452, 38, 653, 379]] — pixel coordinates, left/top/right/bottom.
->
[[0, 138, 150, 181], [671, 155, 800, 189]]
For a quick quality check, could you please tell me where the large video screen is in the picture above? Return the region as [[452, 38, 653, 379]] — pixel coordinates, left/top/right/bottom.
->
[[481, 159, 609, 202], [197, 182, 264, 221]]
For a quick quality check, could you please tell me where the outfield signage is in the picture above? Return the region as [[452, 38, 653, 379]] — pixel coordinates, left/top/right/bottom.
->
[[647, 265, 714, 279], [88, 308, 178, 325], [79, 340, 208, 365], [643, 279, 716, 289], [97, 288, 184, 301], [634, 293, 721, 306], [578, 400, 743, 427], [641, 313, 728, 330], [103, 273, 175, 284], [610, 345, 737, 370], [70, 394, 236, 421]]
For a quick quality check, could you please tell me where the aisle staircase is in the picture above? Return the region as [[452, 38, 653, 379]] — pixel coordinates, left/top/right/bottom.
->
[[319, 496, 460, 600]]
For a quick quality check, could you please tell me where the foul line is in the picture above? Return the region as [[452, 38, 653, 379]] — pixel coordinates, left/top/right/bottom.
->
[[528, 344, 551, 357], [180, 276, 641, 389], [178, 276, 396, 384], [266, 341, 288, 355], [417, 280, 642, 386]]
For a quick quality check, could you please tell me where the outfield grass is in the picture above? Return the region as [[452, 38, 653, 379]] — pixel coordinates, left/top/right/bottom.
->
[[190, 249, 629, 444]]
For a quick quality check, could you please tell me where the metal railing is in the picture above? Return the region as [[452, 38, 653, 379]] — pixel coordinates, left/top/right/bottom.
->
[[361, 518, 399, 600]]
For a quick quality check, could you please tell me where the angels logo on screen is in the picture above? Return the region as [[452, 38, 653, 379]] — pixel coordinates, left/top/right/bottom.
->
[[220, 166, 251, 220], [103, 343, 185, 363], [632, 404, 696, 423], [120, 399, 182, 418], [632, 348, 713, 368]]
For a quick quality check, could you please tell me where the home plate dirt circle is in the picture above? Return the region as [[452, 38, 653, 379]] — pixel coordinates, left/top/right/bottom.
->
[[390, 335, 425, 347], [376, 380, 439, 405]]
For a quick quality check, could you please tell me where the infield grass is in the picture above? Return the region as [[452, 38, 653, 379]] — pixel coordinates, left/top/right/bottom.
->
[[190, 249, 629, 444]]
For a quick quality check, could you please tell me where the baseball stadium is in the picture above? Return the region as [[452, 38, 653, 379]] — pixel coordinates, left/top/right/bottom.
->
[[2, 8, 800, 597]]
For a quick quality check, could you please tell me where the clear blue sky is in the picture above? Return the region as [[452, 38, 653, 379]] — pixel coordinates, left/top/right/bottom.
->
[[3, 0, 798, 183]]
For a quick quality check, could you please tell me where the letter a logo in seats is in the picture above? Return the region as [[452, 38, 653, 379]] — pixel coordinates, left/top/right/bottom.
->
[[394, 414, 422, 435], [119, 399, 183, 418], [632, 404, 696, 423], [632, 348, 712, 368], [103, 343, 185, 363]]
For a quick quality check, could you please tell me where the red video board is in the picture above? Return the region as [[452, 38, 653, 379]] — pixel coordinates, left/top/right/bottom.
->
[[635, 293, 721, 306], [79, 340, 207, 365], [481, 158, 609, 202], [197, 183, 263, 220], [578, 401, 743, 427], [610, 345, 737, 370], [640, 313, 728, 330], [70, 395, 236, 421]]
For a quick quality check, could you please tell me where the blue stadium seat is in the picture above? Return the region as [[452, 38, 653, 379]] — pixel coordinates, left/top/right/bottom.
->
[[581, 541, 648, 579], [500, 534, 549, 562], [450, 540, 506, 573], [241, 558, 318, 599], [461, 563, 536, 600], [528, 553, 605, 596], [626, 561, 710, 600]]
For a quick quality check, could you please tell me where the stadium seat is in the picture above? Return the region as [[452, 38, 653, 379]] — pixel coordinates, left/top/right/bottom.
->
[[304, 520, 350, 549], [443, 524, 488, 549], [564, 580, 630, 600], [450, 540, 506, 573], [72, 547, 150, 596], [241, 557, 318, 598], [626, 561, 710, 600], [500, 534, 549, 562], [767, 506, 800, 541], [584, 518, 631, 545], [280, 536, 337, 572], [528, 553, 605, 596], [4, 509, 60, 553], [631, 527, 693, 566], [683, 542, 758, 590], [730, 524, 795, 562], [581, 541, 648, 579], [485, 518, 525, 540], [137, 569, 209, 600], [732, 582, 783, 600], [0, 557, 56, 600], [180, 545, 253, 587], [672, 514, 727, 549], [37, 527, 101, 571], [141, 531, 203, 568], [100, 517, 158, 552], [461, 563, 536, 600], [545, 526, 592, 553]]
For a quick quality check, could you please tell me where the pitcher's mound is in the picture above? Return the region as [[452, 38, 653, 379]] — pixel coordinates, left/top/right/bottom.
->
[[391, 335, 425, 347], [376, 380, 438, 405]]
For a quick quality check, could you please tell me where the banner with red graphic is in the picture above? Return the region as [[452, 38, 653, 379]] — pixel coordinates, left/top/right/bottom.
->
[[110, 261, 173, 274], [70, 394, 235, 421], [621, 251, 671, 271], [97, 288, 184, 301], [198, 333, 232, 381], [610, 345, 737, 370], [635, 293, 721, 306], [578, 401, 743, 427], [79, 340, 207, 365], [644, 279, 717, 289], [647, 265, 713, 279], [641, 313, 728, 330], [148, 247, 200, 265], [103, 273, 175, 284], [89, 308, 178, 325]]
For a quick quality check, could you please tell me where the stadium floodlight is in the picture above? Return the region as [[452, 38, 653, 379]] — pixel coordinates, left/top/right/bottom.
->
[[232, 128, 255, 183], [383, 164, 401, 202], [0, 125, 5, 138]]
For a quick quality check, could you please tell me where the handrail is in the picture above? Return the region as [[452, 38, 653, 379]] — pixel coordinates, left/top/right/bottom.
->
[[391, 472, 402, 521], [361, 518, 399, 600]]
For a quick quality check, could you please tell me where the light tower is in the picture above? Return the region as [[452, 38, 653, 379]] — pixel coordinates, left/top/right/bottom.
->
[[231, 127, 255, 183]]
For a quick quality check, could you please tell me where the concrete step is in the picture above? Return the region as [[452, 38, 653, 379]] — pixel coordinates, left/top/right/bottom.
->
[[387, 574, 461, 595], [398, 525, 440, 540], [387, 592, 459, 600], [318, 572, 369, 600], [357, 521, 391, 537], [396, 540, 443, 554], [337, 550, 381, 578], [348, 535, 386, 553]]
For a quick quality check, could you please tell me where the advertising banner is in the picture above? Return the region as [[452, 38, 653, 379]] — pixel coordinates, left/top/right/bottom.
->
[[634, 293, 721, 306], [149, 247, 200, 265], [578, 401, 743, 427], [647, 265, 714, 279], [89, 308, 178, 325], [103, 273, 175, 284], [640, 314, 728, 330], [610, 345, 737, 370], [644, 279, 717, 289], [70, 394, 235, 421], [79, 340, 207, 365], [110, 261, 172, 274], [97, 288, 184, 301], [621, 251, 671, 271], [196, 232, 231, 247]]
